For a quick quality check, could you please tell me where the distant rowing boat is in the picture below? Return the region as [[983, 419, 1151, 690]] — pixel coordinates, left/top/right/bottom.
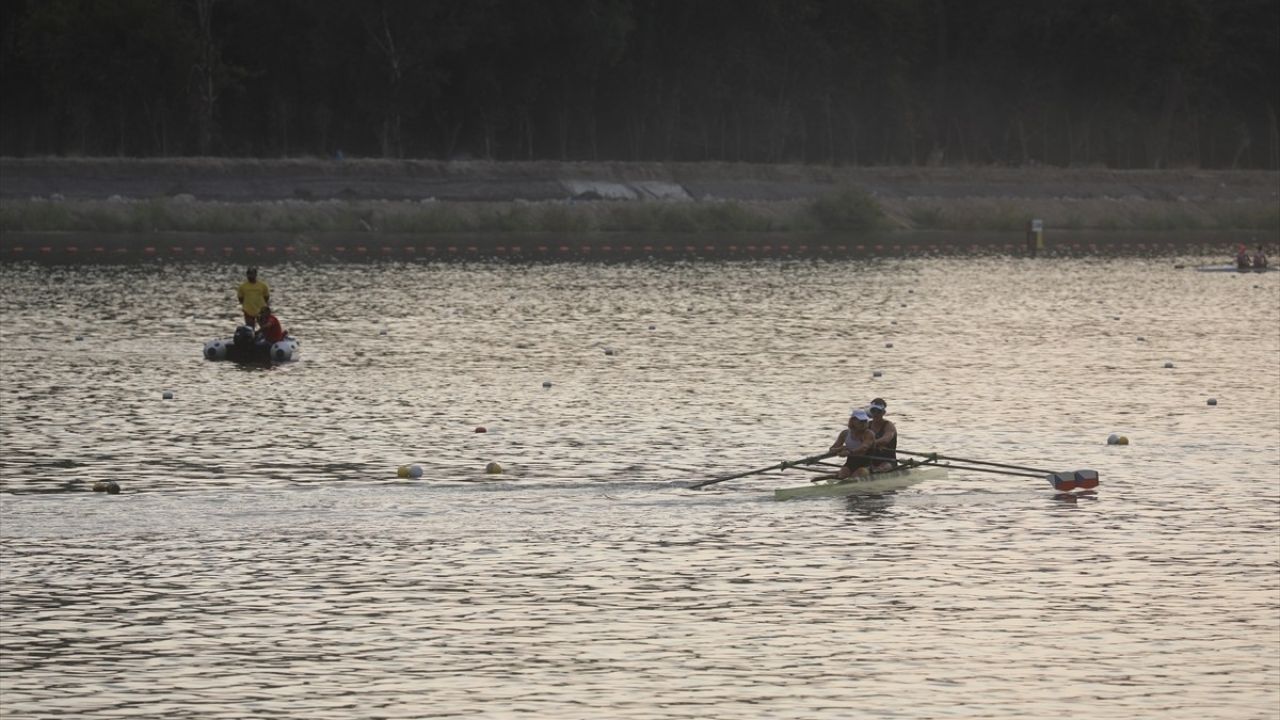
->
[[697, 448, 1097, 499], [1194, 264, 1275, 273], [774, 464, 948, 501]]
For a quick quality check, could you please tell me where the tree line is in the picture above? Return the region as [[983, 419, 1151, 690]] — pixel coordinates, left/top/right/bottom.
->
[[2, 0, 1278, 169]]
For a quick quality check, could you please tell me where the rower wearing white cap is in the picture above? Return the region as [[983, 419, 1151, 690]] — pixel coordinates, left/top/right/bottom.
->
[[829, 408, 877, 479], [867, 398, 898, 472]]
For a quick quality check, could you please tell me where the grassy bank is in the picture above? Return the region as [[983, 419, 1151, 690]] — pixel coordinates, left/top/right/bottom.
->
[[2, 190, 1276, 235]]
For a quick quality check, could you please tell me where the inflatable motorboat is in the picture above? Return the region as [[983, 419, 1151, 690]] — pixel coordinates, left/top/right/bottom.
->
[[204, 325, 300, 363]]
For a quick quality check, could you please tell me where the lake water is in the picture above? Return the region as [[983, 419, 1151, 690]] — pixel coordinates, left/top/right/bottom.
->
[[1, 256, 1278, 719]]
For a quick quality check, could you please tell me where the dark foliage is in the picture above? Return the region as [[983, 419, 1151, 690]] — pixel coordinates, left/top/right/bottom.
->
[[2, 0, 1277, 167]]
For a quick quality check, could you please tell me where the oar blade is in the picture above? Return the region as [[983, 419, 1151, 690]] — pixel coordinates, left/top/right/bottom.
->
[[1073, 469, 1100, 489], [1047, 472, 1077, 491], [1046, 469, 1101, 491]]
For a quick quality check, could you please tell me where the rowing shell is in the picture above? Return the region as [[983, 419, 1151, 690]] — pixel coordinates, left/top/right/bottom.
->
[[1194, 263, 1276, 273], [774, 464, 948, 501]]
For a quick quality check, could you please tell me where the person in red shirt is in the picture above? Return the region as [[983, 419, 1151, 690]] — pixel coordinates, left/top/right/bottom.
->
[[255, 306, 286, 344]]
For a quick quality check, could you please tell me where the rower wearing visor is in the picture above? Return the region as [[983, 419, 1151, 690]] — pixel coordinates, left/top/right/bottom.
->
[[830, 408, 876, 479], [866, 398, 897, 472]]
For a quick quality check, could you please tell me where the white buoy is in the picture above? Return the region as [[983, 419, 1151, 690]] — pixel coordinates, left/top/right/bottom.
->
[[408, 465, 423, 479], [1207, 398, 1217, 406], [1107, 433, 1120, 445], [162, 391, 174, 400]]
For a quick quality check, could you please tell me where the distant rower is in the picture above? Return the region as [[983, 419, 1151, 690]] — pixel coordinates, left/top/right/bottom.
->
[[1253, 245, 1268, 269]]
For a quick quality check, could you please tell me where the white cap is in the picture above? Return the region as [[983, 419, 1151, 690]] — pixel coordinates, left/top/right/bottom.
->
[[850, 409, 870, 421]]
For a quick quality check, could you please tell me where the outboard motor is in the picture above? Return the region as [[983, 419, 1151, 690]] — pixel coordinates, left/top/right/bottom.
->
[[233, 324, 255, 350]]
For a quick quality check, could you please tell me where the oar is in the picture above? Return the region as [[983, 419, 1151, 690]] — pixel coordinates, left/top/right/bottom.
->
[[793, 461, 844, 473], [897, 449, 1100, 490], [690, 450, 837, 489], [897, 449, 1052, 474], [930, 462, 1044, 479], [808, 455, 925, 482]]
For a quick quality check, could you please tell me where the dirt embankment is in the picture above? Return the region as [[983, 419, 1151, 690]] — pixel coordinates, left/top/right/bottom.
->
[[2, 157, 1276, 204]]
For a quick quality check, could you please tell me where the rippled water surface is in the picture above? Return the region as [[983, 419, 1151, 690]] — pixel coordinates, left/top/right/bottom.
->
[[2, 256, 1278, 719]]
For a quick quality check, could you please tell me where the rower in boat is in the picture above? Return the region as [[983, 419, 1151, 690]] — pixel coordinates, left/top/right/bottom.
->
[[829, 408, 876, 479], [866, 398, 897, 472], [1236, 245, 1253, 270]]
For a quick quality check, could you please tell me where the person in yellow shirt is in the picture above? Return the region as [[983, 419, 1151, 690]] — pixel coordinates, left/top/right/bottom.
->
[[237, 267, 270, 327]]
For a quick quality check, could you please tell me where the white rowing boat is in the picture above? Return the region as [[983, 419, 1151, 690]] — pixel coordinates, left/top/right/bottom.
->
[[1193, 263, 1276, 273], [774, 464, 948, 501]]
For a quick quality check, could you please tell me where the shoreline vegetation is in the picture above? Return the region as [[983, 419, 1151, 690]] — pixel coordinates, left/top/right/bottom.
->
[[1, 158, 1277, 236]]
